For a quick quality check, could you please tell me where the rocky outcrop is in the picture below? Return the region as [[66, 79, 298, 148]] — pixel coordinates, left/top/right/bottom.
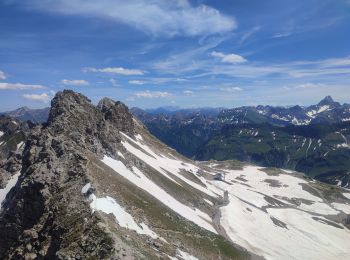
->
[[0, 90, 135, 259]]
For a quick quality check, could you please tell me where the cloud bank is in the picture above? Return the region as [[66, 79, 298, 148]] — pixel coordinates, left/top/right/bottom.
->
[[23, 93, 51, 102], [0, 82, 46, 90]]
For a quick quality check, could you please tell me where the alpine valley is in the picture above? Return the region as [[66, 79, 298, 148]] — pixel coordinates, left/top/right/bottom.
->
[[1, 90, 350, 259]]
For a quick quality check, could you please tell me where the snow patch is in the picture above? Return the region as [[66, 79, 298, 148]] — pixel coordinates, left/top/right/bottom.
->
[[343, 193, 350, 200], [176, 249, 199, 260], [117, 151, 125, 159], [0, 131, 4, 138], [16, 141, 24, 151], [81, 183, 91, 194], [89, 194, 158, 239], [331, 203, 350, 214], [121, 133, 218, 198], [101, 156, 217, 234], [0, 172, 20, 209], [203, 199, 213, 206]]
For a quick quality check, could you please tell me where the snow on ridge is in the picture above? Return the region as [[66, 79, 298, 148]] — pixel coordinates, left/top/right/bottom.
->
[[101, 155, 217, 234], [343, 193, 350, 200], [120, 133, 218, 198], [89, 193, 159, 239], [0, 172, 20, 209]]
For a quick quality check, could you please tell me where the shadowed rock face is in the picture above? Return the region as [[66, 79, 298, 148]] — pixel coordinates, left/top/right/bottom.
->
[[0, 90, 135, 259]]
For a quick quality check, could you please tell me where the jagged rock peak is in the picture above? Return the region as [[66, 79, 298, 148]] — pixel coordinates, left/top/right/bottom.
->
[[48, 90, 92, 124], [318, 95, 336, 106], [97, 97, 135, 135]]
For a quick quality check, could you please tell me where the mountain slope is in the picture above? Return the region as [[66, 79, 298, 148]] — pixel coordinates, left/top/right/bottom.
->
[[1, 90, 350, 259]]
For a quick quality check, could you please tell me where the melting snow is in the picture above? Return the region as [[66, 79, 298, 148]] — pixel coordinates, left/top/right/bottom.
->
[[121, 133, 218, 197], [89, 194, 159, 239], [101, 156, 217, 234], [176, 250, 199, 260], [343, 193, 350, 200], [0, 172, 20, 209], [331, 203, 350, 214]]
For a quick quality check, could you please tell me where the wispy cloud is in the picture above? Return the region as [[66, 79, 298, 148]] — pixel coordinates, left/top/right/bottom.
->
[[128, 80, 146, 85], [220, 86, 243, 92], [21, 0, 236, 37], [134, 90, 171, 98], [239, 26, 261, 45], [0, 70, 6, 80], [83, 67, 145, 76], [272, 32, 292, 38], [211, 51, 247, 64], [61, 79, 89, 86], [0, 82, 46, 90], [22, 93, 51, 102]]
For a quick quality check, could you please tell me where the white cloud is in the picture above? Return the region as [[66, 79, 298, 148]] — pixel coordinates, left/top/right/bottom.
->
[[211, 51, 247, 64], [110, 78, 118, 87], [128, 80, 146, 85], [23, 93, 51, 102], [0, 82, 46, 90], [134, 90, 171, 98], [272, 32, 292, 38], [220, 86, 243, 92], [0, 70, 6, 80], [23, 0, 236, 37], [183, 90, 194, 96], [83, 67, 145, 76], [61, 79, 89, 86]]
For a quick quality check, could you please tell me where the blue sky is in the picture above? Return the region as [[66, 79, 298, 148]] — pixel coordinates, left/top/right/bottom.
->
[[1, 0, 350, 110]]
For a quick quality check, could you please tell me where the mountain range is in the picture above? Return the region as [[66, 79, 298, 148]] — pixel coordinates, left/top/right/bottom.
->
[[1, 90, 350, 259], [2, 96, 350, 189]]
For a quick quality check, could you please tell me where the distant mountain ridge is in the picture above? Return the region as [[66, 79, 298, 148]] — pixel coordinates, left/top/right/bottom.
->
[[1, 107, 50, 123], [131, 96, 350, 189]]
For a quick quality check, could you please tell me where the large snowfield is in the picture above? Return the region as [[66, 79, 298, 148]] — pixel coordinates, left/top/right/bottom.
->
[[97, 132, 350, 260]]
